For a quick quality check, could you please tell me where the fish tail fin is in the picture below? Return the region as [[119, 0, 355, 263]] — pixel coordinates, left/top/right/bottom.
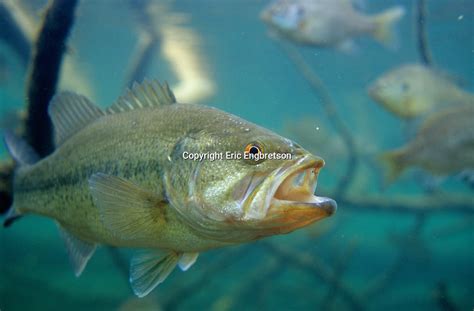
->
[[372, 6, 405, 49], [378, 149, 407, 187], [2, 131, 39, 227]]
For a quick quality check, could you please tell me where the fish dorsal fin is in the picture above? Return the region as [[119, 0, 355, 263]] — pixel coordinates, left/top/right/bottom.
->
[[106, 80, 176, 114], [130, 250, 180, 297], [49, 92, 105, 146], [57, 224, 97, 277]]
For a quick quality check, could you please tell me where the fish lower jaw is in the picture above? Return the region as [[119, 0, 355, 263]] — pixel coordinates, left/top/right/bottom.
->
[[265, 164, 337, 225]]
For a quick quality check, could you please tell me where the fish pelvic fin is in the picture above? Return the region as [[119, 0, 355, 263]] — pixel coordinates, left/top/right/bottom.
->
[[372, 6, 405, 49], [378, 149, 407, 186], [130, 250, 180, 297], [88, 173, 167, 241], [57, 223, 97, 277]]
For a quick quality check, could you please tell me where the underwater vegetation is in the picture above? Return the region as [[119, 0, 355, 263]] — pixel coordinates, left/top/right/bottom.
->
[[0, 0, 473, 310]]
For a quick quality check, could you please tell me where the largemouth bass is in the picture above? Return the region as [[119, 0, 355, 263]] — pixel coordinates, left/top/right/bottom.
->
[[4, 80, 336, 297]]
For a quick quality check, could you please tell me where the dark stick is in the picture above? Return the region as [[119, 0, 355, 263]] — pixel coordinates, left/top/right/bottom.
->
[[1, 0, 79, 214], [277, 41, 358, 197], [416, 0, 433, 66], [25, 0, 79, 157]]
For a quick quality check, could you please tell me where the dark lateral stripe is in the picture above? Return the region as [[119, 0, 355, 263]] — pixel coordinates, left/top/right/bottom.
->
[[16, 159, 163, 194]]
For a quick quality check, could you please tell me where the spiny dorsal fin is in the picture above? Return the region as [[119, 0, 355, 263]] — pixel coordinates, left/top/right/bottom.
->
[[106, 79, 176, 114], [49, 92, 105, 146]]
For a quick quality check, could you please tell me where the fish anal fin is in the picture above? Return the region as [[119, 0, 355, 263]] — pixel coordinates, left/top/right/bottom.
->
[[130, 250, 180, 297], [88, 173, 167, 241], [49, 92, 105, 146], [178, 252, 199, 271], [57, 224, 97, 277]]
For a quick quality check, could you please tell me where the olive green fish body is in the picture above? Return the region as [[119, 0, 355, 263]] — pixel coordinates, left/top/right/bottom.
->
[[14, 104, 246, 251]]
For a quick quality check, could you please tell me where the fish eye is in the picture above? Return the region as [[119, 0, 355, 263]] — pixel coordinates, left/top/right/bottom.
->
[[401, 82, 410, 91], [245, 142, 263, 155], [244, 142, 265, 164]]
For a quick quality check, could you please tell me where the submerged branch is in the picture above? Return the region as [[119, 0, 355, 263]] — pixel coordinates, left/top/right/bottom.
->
[[262, 241, 364, 311], [362, 213, 427, 299], [211, 257, 284, 310], [25, 0, 79, 157], [0, 1, 31, 66], [416, 0, 433, 66], [124, 32, 159, 87], [277, 41, 358, 197], [163, 246, 251, 311], [338, 194, 474, 214], [321, 239, 358, 309]]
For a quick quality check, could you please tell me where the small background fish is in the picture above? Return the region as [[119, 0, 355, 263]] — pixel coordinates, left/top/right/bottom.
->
[[261, 0, 405, 50], [369, 63, 474, 118]]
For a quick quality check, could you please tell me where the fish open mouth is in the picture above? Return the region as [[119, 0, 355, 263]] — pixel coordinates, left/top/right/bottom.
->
[[263, 156, 337, 232]]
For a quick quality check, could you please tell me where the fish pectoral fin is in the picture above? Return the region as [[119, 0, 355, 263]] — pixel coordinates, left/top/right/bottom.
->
[[57, 224, 97, 277], [88, 173, 167, 240], [130, 250, 180, 297], [178, 252, 199, 271]]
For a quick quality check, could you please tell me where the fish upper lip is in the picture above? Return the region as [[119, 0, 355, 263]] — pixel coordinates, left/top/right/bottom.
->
[[266, 155, 337, 217]]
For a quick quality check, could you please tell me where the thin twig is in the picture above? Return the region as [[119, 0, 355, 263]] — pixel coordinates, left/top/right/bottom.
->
[[338, 194, 474, 214], [277, 41, 358, 197], [211, 257, 284, 310], [321, 239, 359, 310], [416, 0, 433, 66], [361, 213, 427, 299], [0, 1, 31, 66], [262, 241, 364, 311], [162, 246, 251, 311]]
